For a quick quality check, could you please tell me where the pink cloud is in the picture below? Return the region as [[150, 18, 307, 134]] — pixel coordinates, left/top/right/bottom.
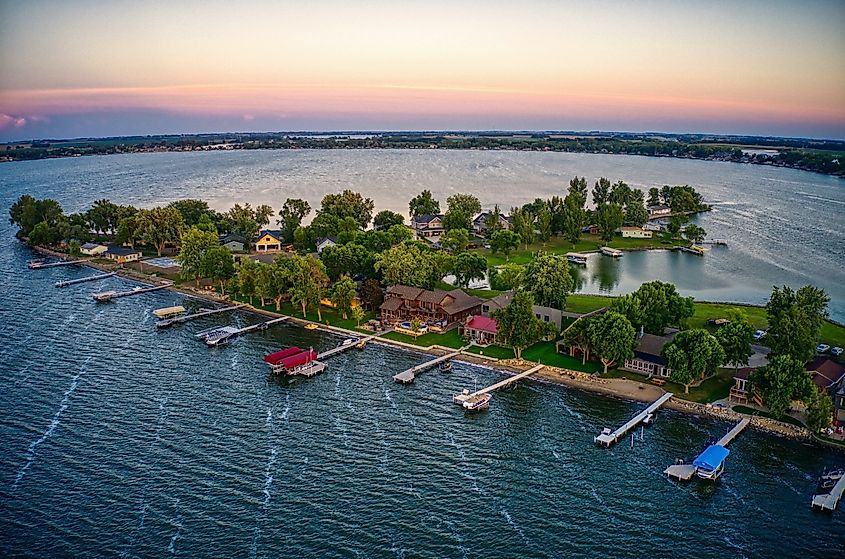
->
[[0, 113, 28, 129]]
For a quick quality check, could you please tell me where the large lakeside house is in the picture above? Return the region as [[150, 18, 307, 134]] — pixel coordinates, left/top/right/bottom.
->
[[254, 230, 283, 252], [411, 214, 445, 239], [622, 331, 677, 378], [480, 291, 565, 330], [471, 211, 511, 237], [379, 285, 483, 327]]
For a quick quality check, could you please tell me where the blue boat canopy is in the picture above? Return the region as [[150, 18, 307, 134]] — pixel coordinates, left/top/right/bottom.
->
[[693, 445, 730, 471]]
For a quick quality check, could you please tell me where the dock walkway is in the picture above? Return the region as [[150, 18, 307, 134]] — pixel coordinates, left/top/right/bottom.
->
[[717, 418, 750, 446], [156, 304, 245, 327], [201, 316, 290, 346], [664, 418, 750, 481], [317, 329, 393, 360], [594, 392, 674, 446], [30, 260, 84, 269], [453, 363, 545, 404], [55, 272, 115, 288], [812, 475, 845, 512], [93, 282, 173, 302], [393, 346, 470, 383]]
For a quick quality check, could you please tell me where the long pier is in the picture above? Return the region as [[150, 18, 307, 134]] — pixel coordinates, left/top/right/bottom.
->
[[453, 363, 545, 404], [317, 329, 394, 360], [55, 272, 116, 288], [812, 473, 845, 512], [29, 259, 84, 269], [664, 418, 750, 481], [594, 392, 674, 446], [200, 316, 290, 347], [93, 282, 173, 302], [393, 346, 470, 384], [156, 304, 246, 328]]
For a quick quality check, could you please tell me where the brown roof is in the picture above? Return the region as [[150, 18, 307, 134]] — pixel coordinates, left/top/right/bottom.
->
[[418, 289, 448, 304], [386, 285, 424, 300], [441, 289, 483, 315], [634, 333, 676, 358], [806, 358, 845, 389], [380, 298, 403, 311], [734, 367, 753, 381]]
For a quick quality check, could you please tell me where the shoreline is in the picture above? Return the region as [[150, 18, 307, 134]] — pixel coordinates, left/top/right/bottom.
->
[[29, 245, 835, 450]]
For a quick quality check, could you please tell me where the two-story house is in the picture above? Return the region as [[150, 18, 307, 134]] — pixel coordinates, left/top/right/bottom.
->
[[380, 285, 483, 326], [411, 214, 445, 239]]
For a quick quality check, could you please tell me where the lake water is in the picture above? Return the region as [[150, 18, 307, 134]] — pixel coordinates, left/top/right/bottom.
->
[[1, 149, 842, 321], [1, 151, 845, 557]]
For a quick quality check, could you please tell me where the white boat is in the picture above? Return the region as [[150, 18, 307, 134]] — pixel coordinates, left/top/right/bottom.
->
[[340, 338, 356, 347], [600, 247, 623, 257], [566, 252, 589, 265], [462, 393, 491, 411], [643, 412, 654, 425]]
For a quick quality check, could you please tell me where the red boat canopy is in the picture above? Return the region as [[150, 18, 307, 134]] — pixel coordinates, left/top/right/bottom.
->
[[281, 348, 318, 369], [264, 347, 302, 365]]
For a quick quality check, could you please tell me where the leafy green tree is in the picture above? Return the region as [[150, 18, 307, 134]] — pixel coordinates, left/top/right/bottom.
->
[[569, 176, 589, 202], [749, 355, 814, 419], [135, 206, 184, 256], [226, 203, 261, 241], [587, 311, 637, 374], [201, 245, 235, 294], [178, 226, 219, 285], [320, 243, 370, 280], [195, 213, 217, 234], [309, 212, 341, 240], [168, 199, 212, 227], [408, 190, 440, 218], [667, 216, 683, 238], [441, 228, 469, 254], [715, 310, 754, 372], [446, 194, 481, 222], [484, 204, 504, 236], [682, 224, 706, 244], [611, 280, 694, 334], [351, 305, 366, 327], [330, 275, 358, 319], [386, 224, 413, 245], [9, 195, 64, 238], [360, 278, 384, 310], [375, 242, 438, 289], [254, 204, 274, 229], [766, 285, 830, 362], [87, 199, 121, 235], [235, 257, 261, 304], [536, 205, 552, 245], [452, 252, 488, 288], [27, 221, 55, 247], [278, 198, 311, 242], [116, 215, 140, 248], [489, 229, 520, 261], [624, 190, 649, 227], [492, 291, 547, 359], [288, 254, 329, 318], [592, 177, 612, 206], [442, 208, 471, 233], [522, 252, 573, 309], [293, 226, 310, 252], [488, 263, 523, 291], [510, 207, 534, 248], [336, 216, 361, 244], [319, 190, 374, 229], [595, 203, 624, 242], [661, 329, 725, 393], [373, 210, 405, 231], [807, 391, 834, 432], [563, 318, 592, 364], [647, 187, 661, 207], [561, 194, 586, 246], [67, 239, 81, 256]]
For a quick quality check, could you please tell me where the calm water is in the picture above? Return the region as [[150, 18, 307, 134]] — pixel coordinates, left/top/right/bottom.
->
[[1, 149, 842, 321], [1, 152, 845, 558]]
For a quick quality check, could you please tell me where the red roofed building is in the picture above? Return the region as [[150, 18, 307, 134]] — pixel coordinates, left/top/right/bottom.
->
[[460, 315, 498, 346], [264, 347, 303, 366], [805, 357, 845, 392], [264, 347, 325, 377]]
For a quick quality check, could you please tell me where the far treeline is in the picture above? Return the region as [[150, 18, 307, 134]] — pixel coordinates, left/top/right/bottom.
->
[[2, 132, 843, 176]]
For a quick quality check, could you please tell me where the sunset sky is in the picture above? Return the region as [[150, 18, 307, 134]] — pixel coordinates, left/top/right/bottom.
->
[[1, 0, 844, 141]]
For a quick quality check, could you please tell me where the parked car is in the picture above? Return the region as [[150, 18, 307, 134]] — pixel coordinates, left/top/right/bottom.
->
[[816, 343, 831, 354], [753, 330, 766, 341], [831, 347, 844, 357]]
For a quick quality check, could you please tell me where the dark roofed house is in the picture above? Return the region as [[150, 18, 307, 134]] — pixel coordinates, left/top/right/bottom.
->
[[105, 245, 142, 263], [471, 211, 510, 236], [411, 214, 445, 239], [379, 285, 483, 327], [623, 332, 677, 378], [805, 357, 845, 392], [220, 233, 246, 252], [316, 237, 337, 254], [255, 230, 283, 252], [481, 291, 564, 330]]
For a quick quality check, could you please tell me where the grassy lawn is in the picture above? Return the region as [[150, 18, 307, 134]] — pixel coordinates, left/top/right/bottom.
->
[[229, 293, 376, 333], [381, 328, 466, 349], [466, 345, 515, 359], [733, 405, 806, 428], [522, 341, 602, 373], [565, 294, 615, 314]]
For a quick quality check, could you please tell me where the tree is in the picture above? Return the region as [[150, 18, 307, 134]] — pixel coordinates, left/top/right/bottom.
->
[[595, 203, 623, 242], [9, 195, 64, 238], [330, 275, 358, 320], [452, 252, 488, 288], [592, 177, 611, 207], [484, 204, 503, 236], [440, 228, 469, 254], [560, 194, 586, 246], [662, 329, 725, 393], [647, 187, 661, 207], [195, 213, 217, 234], [374, 242, 439, 289], [278, 198, 311, 242], [510, 207, 534, 248], [351, 305, 366, 328], [360, 279, 384, 310], [235, 257, 261, 304], [536, 205, 552, 245], [135, 206, 184, 256], [715, 311, 754, 372], [611, 280, 694, 334], [806, 391, 834, 432], [373, 210, 405, 231], [489, 229, 520, 261], [27, 221, 55, 247], [766, 285, 830, 362], [168, 199, 212, 227], [492, 291, 547, 359], [226, 203, 261, 241], [563, 318, 592, 364], [116, 215, 140, 248], [409, 190, 440, 218], [569, 176, 588, 202], [442, 208, 471, 233], [488, 263, 523, 291], [320, 243, 370, 281], [446, 194, 481, 221], [293, 226, 310, 252], [624, 190, 649, 227], [319, 190, 374, 229], [587, 311, 637, 374], [309, 212, 341, 240], [522, 252, 573, 309], [267, 257, 293, 311], [201, 246, 235, 294], [749, 355, 814, 419], [386, 224, 413, 245], [287, 255, 329, 319], [87, 199, 121, 235], [254, 205, 274, 229], [178, 226, 219, 285], [682, 224, 706, 244]]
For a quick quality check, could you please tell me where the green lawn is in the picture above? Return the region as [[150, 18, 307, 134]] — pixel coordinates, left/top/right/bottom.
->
[[381, 328, 466, 349], [229, 293, 375, 333], [733, 405, 806, 428], [522, 341, 602, 373]]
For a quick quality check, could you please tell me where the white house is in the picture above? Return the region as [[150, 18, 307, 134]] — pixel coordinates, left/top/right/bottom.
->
[[105, 246, 142, 263], [80, 242, 107, 256], [411, 214, 445, 239], [316, 237, 337, 254], [618, 227, 653, 239]]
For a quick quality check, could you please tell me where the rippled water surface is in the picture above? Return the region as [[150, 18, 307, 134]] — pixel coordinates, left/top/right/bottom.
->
[[1, 151, 845, 557]]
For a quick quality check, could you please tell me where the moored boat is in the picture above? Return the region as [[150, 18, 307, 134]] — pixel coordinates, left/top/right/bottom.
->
[[566, 252, 589, 265], [439, 360, 453, 372], [304, 323, 318, 330], [600, 246, 623, 257], [693, 445, 729, 480], [462, 393, 491, 411]]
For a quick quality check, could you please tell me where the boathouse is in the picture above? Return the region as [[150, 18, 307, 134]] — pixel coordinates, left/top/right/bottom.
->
[[460, 315, 498, 345], [264, 347, 325, 377]]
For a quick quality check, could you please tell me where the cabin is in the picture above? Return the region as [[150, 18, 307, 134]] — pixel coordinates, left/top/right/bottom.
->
[[254, 230, 283, 252], [316, 237, 337, 254], [411, 214, 445, 239], [379, 285, 483, 327], [622, 332, 676, 378], [80, 242, 107, 256], [460, 315, 498, 345], [219, 233, 246, 252], [618, 226, 653, 239], [104, 246, 141, 263], [481, 291, 564, 330], [471, 211, 510, 236], [647, 205, 672, 219]]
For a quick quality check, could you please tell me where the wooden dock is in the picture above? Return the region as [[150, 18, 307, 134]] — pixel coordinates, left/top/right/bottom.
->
[[453, 363, 545, 404], [199, 316, 290, 347], [156, 304, 246, 328], [665, 418, 750, 481], [55, 272, 116, 287], [29, 259, 84, 269], [93, 281, 173, 302], [317, 330, 393, 360], [393, 346, 470, 384], [594, 392, 674, 446], [812, 474, 845, 512]]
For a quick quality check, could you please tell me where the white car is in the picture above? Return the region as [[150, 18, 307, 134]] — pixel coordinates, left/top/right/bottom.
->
[[753, 330, 766, 341], [831, 347, 843, 357], [816, 343, 830, 354]]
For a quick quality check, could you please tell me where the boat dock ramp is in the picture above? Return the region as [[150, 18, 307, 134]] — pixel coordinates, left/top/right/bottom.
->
[[93, 282, 173, 302], [196, 316, 289, 347], [664, 418, 750, 481], [316, 329, 393, 360], [594, 392, 674, 446], [55, 272, 116, 287], [156, 304, 246, 328], [600, 247, 623, 257], [393, 346, 471, 384], [453, 363, 545, 408], [812, 473, 845, 512], [29, 259, 84, 269]]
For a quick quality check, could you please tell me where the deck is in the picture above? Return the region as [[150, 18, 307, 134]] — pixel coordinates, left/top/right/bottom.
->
[[317, 329, 393, 360], [812, 474, 845, 512], [156, 304, 245, 327], [55, 272, 116, 287], [594, 392, 673, 446], [393, 346, 470, 384], [453, 363, 545, 404], [198, 316, 289, 346], [664, 418, 750, 481], [29, 259, 84, 269], [93, 281, 173, 302]]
